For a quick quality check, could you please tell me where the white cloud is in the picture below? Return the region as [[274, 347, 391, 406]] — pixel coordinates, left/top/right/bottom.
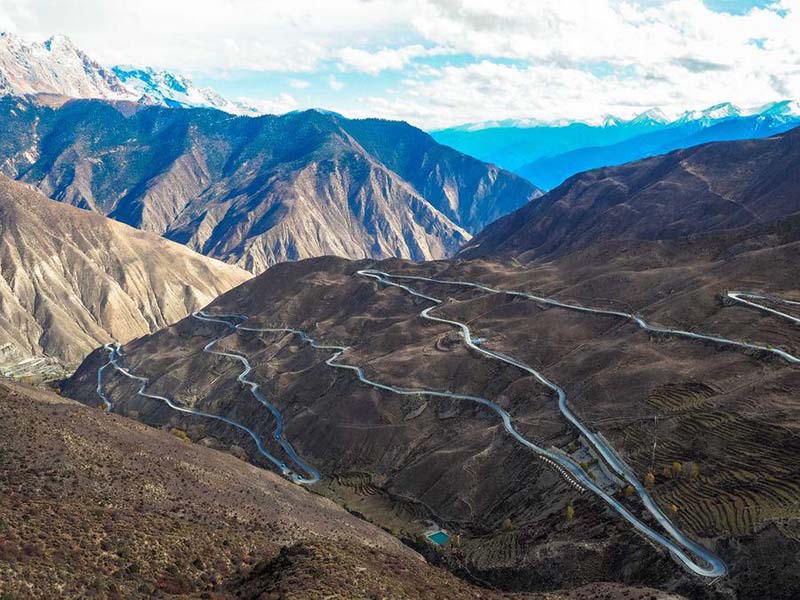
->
[[0, 0, 414, 72], [237, 92, 299, 114], [348, 53, 800, 128], [337, 45, 429, 75], [1, 0, 799, 127], [412, 0, 795, 70]]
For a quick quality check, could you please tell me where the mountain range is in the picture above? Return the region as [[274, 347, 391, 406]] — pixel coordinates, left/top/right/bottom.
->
[[3, 26, 800, 600], [0, 95, 540, 273], [111, 65, 260, 115], [461, 125, 800, 259], [0, 31, 539, 375], [434, 102, 800, 189]]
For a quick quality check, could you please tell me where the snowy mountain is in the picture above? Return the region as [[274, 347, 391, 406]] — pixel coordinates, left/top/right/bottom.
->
[[0, 32, 134, 100], [757, 99, 800, 121], [433, 101, 800, 188], [625, 107, 670, 127], [112, 66, 259, 115], [0, 32, 256, 115], [675, 102, 741, 124]]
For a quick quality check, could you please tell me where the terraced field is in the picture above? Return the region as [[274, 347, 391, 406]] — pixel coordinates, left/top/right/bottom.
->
[[626, 381, 800, 538]]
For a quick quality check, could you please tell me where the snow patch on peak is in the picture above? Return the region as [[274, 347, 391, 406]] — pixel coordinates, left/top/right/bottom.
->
[[112, 65, 259, 115], [677, 102, 741, 124], [1, 32, 261, 116]]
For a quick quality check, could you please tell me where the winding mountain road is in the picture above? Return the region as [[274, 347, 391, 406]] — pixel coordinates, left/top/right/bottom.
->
[[96, 268, 799, 579], [96, 325, 321, 484], [728, 291, 800, 326], [192, 311, 321, 484], [361, 271, 799, 365], [354, 269, 731, 578]]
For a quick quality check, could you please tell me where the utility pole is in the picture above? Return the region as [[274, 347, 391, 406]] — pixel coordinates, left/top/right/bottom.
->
[[651, 415, 658, 470]]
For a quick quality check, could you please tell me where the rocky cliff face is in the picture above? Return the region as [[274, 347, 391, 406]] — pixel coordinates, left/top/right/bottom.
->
[[0, 97, 540, 273], [0, 175, 250, 370]]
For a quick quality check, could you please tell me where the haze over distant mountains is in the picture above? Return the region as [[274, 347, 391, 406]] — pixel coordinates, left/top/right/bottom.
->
[[434, 101, 800, 189]]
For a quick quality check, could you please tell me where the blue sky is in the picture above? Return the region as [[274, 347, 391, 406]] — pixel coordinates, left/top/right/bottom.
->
[[1, 0, 798, 128], [704, 0, 780, 14]]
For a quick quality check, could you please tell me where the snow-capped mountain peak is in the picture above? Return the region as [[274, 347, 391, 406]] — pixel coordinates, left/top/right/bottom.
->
[[627, 108, 670, 127], [676, 102, 741, 124], [0, 32, 259, 116], [112, 65, 259, 115], [42, 33, 77, 52], [592, 109, 669, 128], [757, 100, 800, 118], [600, 114, 625, 128], [0, 31, 133, 100]]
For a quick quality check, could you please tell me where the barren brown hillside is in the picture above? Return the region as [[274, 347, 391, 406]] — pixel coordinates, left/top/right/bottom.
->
[[0, 175, 250, 373]]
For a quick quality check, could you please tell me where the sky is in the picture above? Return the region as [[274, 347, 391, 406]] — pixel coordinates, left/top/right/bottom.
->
[[1, 0, 799, 129]]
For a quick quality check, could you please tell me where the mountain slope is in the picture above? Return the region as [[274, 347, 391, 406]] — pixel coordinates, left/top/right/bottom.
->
[[63, 235, 800, 599], [0, 97, 540, 273], [339, 118, 542, 232], [460, 126, 800, 260], [0, 175, 250, 370], [0, 380, 505, 599], [3, 379, 680, 599]]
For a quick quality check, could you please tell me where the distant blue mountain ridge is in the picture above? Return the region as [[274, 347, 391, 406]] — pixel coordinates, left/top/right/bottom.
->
[[432, 102, 800, 190]]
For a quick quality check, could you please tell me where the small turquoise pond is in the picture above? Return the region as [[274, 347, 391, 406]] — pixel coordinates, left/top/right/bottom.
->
[[428, 531, 449, 545]]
